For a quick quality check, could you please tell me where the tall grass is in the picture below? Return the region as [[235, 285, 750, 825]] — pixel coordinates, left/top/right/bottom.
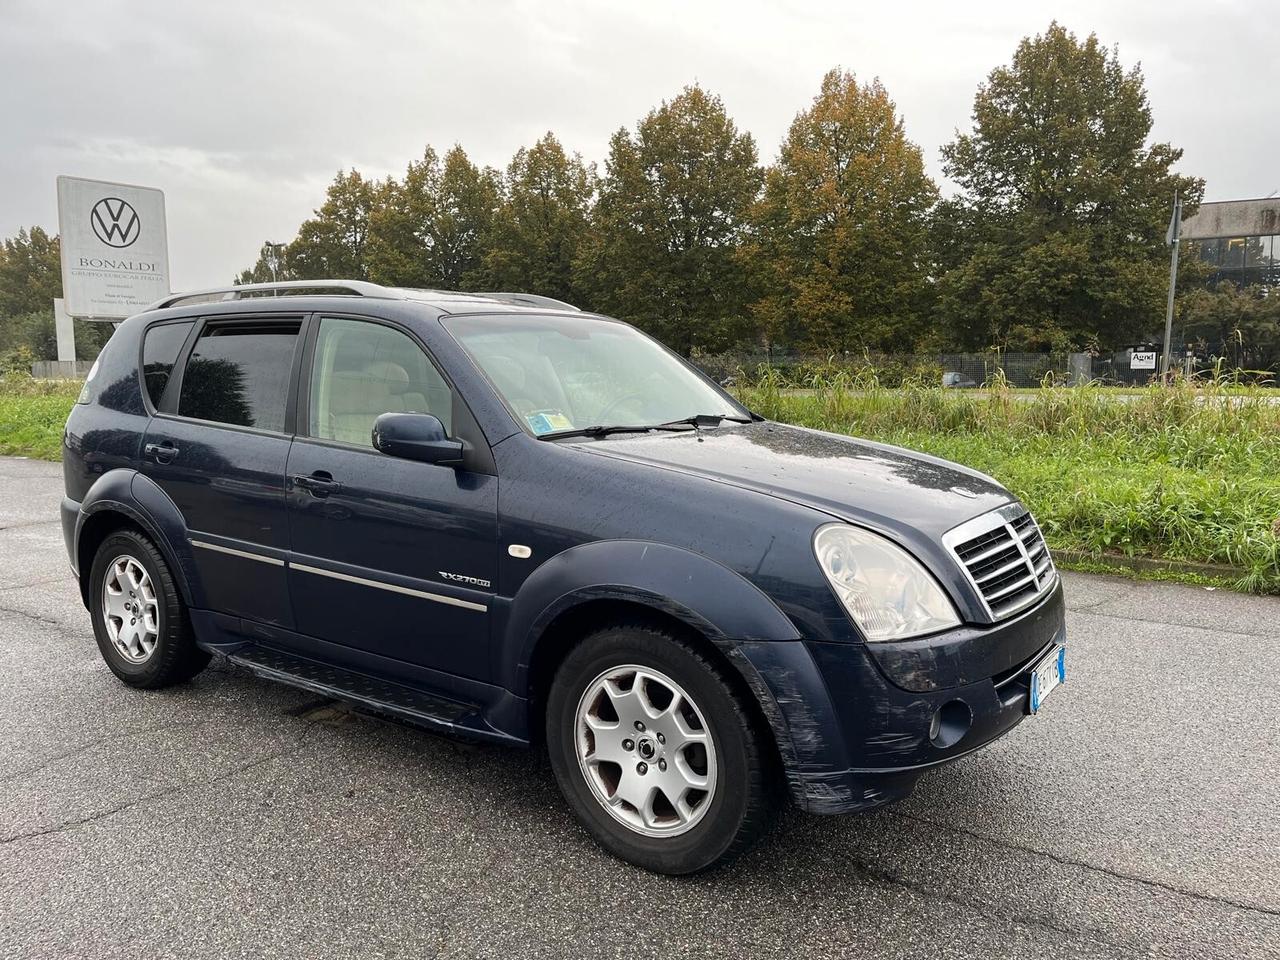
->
[[737, 368, 1280, 594], [1, 372, 1277, 593], [0, 377, 80, 460]]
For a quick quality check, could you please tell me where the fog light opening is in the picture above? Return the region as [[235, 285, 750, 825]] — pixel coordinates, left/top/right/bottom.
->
[[930, 699, 972, 749]]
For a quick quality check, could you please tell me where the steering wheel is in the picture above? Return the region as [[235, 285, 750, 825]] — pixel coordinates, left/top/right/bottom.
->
[[593, 392, 649, 424]]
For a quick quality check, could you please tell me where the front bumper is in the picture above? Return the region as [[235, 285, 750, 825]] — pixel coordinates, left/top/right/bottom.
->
[[728, 580, 1067, 814]]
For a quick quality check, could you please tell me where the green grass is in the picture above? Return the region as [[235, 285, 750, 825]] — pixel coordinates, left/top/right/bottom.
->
[[0, 378, 80, 460], [737, 368, 1280, 594], [3, 372, 1277, 593]]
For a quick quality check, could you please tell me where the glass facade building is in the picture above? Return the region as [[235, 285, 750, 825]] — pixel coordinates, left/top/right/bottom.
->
[[1187, 233, 1280, 288]]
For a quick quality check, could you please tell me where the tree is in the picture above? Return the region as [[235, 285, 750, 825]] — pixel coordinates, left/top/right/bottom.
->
[[1178, 282, 1280, 375], [0, 227, 111, 362], [745, 69, 938, 352], [484, 133, 595, 304], [575, 85, 762, 354], [935, 23, 1204, 351], [366, 145, 501, 289], [288, 170, 382, 280], [0, 227, 61, 317]]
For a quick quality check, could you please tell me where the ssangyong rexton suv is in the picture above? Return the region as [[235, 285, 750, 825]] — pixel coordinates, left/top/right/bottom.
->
[[61, 281, 1067, 874]]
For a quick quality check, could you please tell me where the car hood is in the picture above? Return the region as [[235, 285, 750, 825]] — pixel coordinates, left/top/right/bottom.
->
[[569, 421, 1014, 542]]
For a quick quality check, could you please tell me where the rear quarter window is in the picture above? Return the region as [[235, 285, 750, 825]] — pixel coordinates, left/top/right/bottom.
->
[[141, 321, 194, 408]]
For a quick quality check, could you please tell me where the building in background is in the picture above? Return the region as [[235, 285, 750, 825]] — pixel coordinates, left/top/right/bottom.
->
[[1182, 197, 1280, 289]]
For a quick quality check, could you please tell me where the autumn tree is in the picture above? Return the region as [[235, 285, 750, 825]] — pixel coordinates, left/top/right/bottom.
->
[[576, 85, 761, 354], [0, 227, 111, 362], [934, 22, 1204, 351], [366, 145, 501, 289], [288, 170, 382, 280], [484, 133, 595, 305], [746, 69, 938, 352]]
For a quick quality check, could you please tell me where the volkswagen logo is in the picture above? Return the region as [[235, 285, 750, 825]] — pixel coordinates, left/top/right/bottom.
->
[[90, 197, 141, 248]]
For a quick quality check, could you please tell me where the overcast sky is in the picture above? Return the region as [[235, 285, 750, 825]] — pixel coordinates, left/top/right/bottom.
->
[[3, 0, 1276, 289]]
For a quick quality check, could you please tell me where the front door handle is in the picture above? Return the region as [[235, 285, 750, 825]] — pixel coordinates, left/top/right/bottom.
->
[[144, 442, 180, 464], [291, 472, 343, 497]]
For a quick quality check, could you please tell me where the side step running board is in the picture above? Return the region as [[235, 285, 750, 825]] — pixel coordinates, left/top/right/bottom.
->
[[226, 645, 515, 743]]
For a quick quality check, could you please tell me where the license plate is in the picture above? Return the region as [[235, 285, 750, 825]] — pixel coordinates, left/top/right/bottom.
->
[[1028, 643, 1066, 714]]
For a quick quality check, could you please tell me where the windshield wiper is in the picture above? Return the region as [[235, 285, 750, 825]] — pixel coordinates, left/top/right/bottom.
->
[[661, 413, 753, 428], [537, 423, 697, 441]]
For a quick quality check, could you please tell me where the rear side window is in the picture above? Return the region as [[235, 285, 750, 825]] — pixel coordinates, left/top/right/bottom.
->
[[141, 321, 193, 408], [178, 322, 300, 433]]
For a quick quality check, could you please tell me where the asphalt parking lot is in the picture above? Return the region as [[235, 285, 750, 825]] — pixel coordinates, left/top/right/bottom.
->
[[1, 455, 1277, 959]]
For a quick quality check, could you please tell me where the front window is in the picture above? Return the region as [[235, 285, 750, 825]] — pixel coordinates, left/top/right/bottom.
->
[[308, 317, 452, 445], [443, 314, 747, 436]]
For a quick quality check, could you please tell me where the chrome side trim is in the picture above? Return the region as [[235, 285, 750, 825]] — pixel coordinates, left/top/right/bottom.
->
[[190, 539, 285, 567], [290, 562, 487, 613]]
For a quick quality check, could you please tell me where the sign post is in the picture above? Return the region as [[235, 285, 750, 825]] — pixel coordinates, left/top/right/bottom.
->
[[55, 177, 170, 358], [1161, 192, 1182, 382]]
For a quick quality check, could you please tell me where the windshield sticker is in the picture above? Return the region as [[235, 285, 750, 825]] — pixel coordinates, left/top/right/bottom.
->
[[526, 410, 574, 435]]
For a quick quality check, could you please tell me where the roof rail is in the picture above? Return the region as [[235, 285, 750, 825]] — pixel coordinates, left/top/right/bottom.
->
[[147, 279, 400, 311], [146, 281, 581, 313], [470, 292, 581, 312]]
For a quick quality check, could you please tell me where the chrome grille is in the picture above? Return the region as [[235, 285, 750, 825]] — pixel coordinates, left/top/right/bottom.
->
[[943, 503, 1057, 621]]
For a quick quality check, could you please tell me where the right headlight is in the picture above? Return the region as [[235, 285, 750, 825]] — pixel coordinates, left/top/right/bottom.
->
[[813, 523, 961, 641]]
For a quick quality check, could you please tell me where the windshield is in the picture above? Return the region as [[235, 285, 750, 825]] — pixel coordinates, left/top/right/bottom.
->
[[443, 314, 749, 436]]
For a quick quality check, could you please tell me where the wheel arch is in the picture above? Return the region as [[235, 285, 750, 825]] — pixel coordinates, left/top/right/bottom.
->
[[501, 540, 802, 772], [75, 469, 199, 609]]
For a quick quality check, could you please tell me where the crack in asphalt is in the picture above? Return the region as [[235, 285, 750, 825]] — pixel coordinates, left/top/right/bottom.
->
[[1067, 605, 1280, 641], [0, 720, 331, 846], [887, 809, 1280, 920], [0, 602, 66, 628], [843, 852, 1124, 953], [0, 719, 211, 785], [0, 574, 76, 593], [0, 518, 59, 531]]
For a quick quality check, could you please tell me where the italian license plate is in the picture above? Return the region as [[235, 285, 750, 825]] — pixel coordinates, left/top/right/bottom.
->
[[1028, 643, 1066, 714]]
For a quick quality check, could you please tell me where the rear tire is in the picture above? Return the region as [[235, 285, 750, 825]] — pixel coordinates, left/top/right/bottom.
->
[[88, 529, 210, 689], [546, 622, 777, 874]]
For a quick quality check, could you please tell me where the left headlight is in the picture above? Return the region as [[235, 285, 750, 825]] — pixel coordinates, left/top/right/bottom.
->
[[813, 523, 960, 641]]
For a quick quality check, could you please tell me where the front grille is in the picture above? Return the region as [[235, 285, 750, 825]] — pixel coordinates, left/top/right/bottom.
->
[[944, 504, 1056, 621]]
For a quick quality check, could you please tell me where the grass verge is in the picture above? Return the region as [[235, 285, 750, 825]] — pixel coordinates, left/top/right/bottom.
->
[[3, 373, 1277, 594], [737, 369, 1280, 595], [0, 378, 80, 460]]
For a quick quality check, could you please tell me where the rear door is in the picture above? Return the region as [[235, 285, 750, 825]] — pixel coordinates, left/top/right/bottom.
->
[[142, 315, 306, 627], [284, 314, 498, 679]]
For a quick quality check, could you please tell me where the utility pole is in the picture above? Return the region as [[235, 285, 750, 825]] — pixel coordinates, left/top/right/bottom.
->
[[1161, 192, 1182, 382]]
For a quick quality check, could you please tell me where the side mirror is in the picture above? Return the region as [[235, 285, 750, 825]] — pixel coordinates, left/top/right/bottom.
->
[[371, 412, 464, 466]]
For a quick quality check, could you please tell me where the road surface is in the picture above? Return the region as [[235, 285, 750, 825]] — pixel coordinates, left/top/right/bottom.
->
[[1, 455, 1276, 959]]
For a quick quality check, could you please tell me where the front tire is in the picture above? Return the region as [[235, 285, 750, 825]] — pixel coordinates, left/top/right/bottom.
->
[[88, 529, 210, 689], [546, 622, 778, 874]]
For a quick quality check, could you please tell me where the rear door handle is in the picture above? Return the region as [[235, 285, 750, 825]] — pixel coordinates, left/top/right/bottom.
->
[[291, 473, 343, 497], [144, 442, 180, 463]]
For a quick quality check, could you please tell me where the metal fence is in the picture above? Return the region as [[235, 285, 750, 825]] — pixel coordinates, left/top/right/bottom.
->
[[692, 350, 1268, 388]]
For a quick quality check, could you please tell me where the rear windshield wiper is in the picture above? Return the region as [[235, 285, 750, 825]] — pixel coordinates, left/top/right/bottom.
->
[[537, 423, 697, 441]]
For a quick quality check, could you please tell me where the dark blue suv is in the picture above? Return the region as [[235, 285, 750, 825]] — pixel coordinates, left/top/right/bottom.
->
[[62, 281, 1067, 874]]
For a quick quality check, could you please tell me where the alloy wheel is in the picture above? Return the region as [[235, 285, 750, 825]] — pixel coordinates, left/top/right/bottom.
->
[[101, 555, 160, 663], [574, 664, 718, 837]]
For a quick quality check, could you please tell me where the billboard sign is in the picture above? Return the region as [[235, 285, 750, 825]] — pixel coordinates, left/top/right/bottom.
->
[[57, 175, 170, 318]]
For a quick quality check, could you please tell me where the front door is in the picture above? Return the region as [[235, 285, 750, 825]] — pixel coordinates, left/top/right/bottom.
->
[[284, 315, 498, 679], [142, 316, 305, 627]]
